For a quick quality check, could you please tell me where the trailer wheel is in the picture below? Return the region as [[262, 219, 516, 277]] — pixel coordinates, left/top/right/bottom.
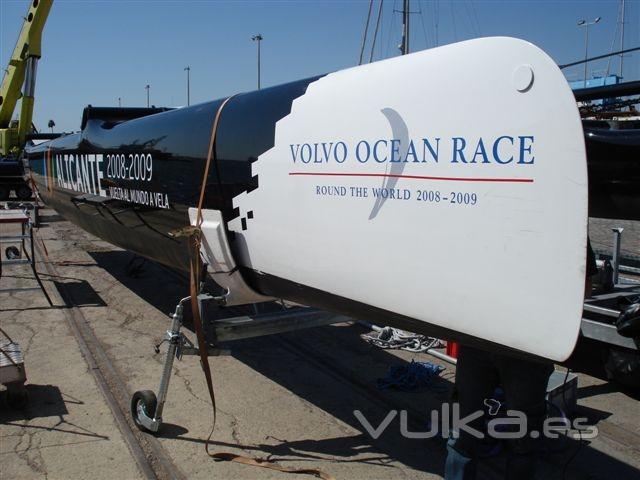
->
[[0, 185, 8, 201], [5, 246, 21, 260], [15, 184, 32, 200], [131, 390, 157, 433]]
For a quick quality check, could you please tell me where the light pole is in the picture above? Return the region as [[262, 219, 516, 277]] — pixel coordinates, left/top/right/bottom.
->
[[577, 17, 601, 88], [145, 84, 150, 107], [251, 34, 263, 90], [184, 66, 190, 106]]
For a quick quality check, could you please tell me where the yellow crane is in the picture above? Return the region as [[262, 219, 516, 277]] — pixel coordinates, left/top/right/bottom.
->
[[0, 0, 53, 157]]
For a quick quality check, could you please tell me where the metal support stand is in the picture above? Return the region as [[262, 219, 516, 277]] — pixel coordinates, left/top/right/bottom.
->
[[131, 295, 227, 433], [0, 327, 28, 409], [131, 293, 347, 434], [582, 284, 639, 350], [0, 208, 52, 305], [611, 227, 623, 285]]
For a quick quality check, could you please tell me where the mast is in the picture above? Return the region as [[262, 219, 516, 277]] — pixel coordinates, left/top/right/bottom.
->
[[359, 0, 374, 65], [620, 0, 625, 78], [400, 0, 410, 55]]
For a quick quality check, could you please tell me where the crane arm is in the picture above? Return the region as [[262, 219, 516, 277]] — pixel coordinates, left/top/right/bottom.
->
[[0, 0, 53, 155]]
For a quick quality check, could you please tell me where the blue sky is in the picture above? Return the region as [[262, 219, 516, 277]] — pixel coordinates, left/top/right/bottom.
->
[[1, 0, 638, 132]]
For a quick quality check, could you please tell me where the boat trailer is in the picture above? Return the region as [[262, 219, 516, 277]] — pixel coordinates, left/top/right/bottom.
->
[[130, 294, 349, 433], [131, 225, 639, 432]]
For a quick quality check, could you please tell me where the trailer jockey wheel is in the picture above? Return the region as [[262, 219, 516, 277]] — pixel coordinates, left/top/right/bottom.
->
[[15, 184, 32, 200], [131, 390, 158, 433]]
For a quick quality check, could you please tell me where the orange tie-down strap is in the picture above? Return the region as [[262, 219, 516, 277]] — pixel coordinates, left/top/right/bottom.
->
[[186, 97, 335, 480]]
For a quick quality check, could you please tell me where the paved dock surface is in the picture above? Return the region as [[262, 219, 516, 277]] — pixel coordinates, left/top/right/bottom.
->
[[1, 209, 639, 479]]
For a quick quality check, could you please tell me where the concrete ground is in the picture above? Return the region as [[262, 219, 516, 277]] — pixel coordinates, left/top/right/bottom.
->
[[0, 213, 143, 479], [1, 208, 639, 480]]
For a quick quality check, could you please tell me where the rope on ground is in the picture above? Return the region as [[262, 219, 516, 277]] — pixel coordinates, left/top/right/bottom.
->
[[377, 359, 445, 392], [363, 325, 444, 352]]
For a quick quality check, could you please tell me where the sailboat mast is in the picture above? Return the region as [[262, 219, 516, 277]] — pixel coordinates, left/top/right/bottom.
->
[[620, 0, 625, 78], [400, 0, 410, 55]]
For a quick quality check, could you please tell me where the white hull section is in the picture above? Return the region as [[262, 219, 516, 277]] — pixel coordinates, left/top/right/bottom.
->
[[228, 37, 588, 361]]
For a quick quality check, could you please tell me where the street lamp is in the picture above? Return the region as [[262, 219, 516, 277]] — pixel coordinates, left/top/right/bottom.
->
[[577, 17, 602, 88], [184, 66, 190, 106], [145, 84, 150, 107], [251, 34, 263, 90]]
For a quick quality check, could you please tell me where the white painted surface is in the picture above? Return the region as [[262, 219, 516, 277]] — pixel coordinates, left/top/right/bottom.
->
[[228, 37, 588, 361], [513, 64, 534, 92]]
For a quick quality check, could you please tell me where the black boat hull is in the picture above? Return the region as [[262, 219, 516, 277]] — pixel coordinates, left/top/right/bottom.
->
[[24, 38, 622, 361]]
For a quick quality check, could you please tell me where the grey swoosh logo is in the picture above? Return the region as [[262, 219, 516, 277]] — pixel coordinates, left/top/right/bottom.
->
[[368, 108, 409, 220]]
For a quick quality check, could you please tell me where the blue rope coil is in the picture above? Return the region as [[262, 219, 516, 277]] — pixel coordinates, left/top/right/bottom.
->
[[377, 360, 445, 392]]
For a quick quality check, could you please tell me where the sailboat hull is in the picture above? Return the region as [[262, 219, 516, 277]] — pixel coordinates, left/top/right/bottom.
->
[[27, 38, 594, 361]]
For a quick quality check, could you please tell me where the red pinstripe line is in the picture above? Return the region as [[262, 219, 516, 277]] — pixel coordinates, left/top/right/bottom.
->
[[288, 172, 534, 183]]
